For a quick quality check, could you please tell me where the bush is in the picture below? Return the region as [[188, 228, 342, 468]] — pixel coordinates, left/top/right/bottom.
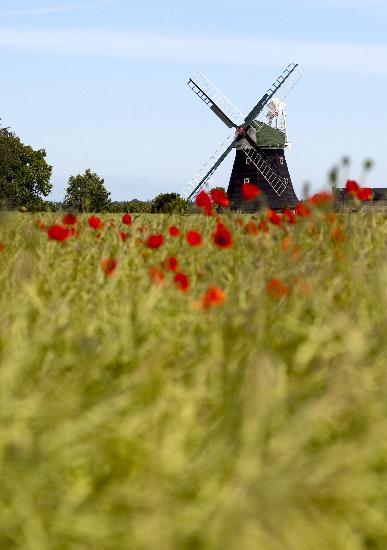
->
[[150, 192, 189, 214]]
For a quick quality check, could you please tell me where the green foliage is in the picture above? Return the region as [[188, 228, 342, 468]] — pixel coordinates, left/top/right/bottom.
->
[[109, 199, 151, 214], [0, 210, 387, 549], [150, 192, 189, 214], [0, 124, 52, 209], [64, 169, 111, 212]]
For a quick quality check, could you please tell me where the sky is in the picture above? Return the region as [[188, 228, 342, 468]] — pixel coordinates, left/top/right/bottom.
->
[[0, 0, 386, 201]]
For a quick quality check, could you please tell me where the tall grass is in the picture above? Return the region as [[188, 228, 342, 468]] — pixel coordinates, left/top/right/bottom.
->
[[0, 207, 387, 549]]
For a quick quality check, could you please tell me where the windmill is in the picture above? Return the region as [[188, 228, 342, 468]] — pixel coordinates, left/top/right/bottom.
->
[[183, 63, 302, 211]]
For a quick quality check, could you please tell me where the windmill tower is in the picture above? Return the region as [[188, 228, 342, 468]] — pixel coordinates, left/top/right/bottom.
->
[[184, 64, 302, 211]]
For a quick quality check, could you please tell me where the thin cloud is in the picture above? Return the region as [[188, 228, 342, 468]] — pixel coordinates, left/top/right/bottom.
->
[[0, 1, 112, 18], [0, 29, 386, 75]]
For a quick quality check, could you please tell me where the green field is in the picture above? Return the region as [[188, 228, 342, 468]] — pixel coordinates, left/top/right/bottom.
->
[[1, 204, 387, 549]]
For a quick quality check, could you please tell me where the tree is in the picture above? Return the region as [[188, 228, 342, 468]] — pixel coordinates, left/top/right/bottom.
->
[[0, 124, 52, 209], [64, 169, 111, 212], [150, 193, 189, 214]]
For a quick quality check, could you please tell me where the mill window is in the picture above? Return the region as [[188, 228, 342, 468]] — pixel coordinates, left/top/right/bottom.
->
[[246, 157, 251, 165], [279, 157, 284, 165]]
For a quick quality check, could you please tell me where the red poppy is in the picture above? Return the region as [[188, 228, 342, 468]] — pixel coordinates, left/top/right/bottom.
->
[[63, 213, 77, 225], [47, 224, 71, 241], [258, 219, 270, 233], [210, 188, 230, 207], [331, 227, 346, 242], [357, 187, 373, 201], [101, 258, 117, 277], [162, 256, 178, 271], [88, 215, 103, 230], [295, 203, 312, 217], [36, 219, 46, 231], [174, 272, 189, 292], [267, 209, 282, 225], [147, 234, 164, 249], [0, 243, 4, 253], [68, 227, 79, 238], [120, 231, 129, 242], [149, 265, 165, 286], [282, 208, 296, 224], [346, 180, 360, 194], [186, 230, 203, 246], [213, 225, 233, 248], [245, 221, 259, 235], [242, 183, 261, 201], [168, 225, 180, 237], [122, 213, 132, 225], [267, 278, 290, 298], [202, 287, 226, 308], [309, 191, 332, 205], [196, 190, 213, 215]]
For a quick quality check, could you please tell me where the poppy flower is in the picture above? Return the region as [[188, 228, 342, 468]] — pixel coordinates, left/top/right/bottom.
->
[[68, 227, 79, 238], [147, 234, 164, 249], [196, 190, 213, 216], [169, 225, 180, 237], [357, 187, 373, 201], [174, 272, 189, 292], [63, 213, 77, 225], [234, 217, 244, 227], [0, 243, 4, 253], [88, 215, 103, 230], [346, 180, 360, 194], [309, 191, 332, 205], [267, 278, 290, 298], [258, 219, 270, 233], [267, 209, 282, 225], [242, 183, 261, 201], [162, 256, 178, 271], [120, 231, 129, 242], [36, 219, 46, 231], [202, 286, 226, 308], [245, 221, 260, 235], [47, 224, 71, 241], [101, 258, 117, 277], [213, 225, 233, 248], [295, 203, 312, 217], [149, 265, 165, 286], [122, 213, 132, 225], [331, 227, 346, 242], [282, 208, 296, 224], [210, 188, 230, 207], [281, 236, 293, 253], [186, 230, 203, 246]]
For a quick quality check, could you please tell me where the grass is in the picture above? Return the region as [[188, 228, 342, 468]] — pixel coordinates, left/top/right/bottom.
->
[[0, 205, 387, 549]]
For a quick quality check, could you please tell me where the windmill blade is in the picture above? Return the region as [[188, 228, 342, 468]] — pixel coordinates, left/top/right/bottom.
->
[[244, 63, 302, 126], [183, 134, 238, 199], [243, 132, 288, 196], [188, 72, 244, 129]]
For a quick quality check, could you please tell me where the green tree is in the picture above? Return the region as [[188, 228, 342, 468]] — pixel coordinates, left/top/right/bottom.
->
[[150, 193, 189, 214], [0, 124, 52, 209], [64, 169, 111, 212]]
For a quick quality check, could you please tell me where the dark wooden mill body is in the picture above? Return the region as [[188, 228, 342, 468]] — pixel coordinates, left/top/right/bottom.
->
[[184, 63, 303, 210], [227, 123, 299, 211]]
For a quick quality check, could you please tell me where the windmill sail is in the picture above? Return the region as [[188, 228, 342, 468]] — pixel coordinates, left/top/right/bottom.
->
[[244, 63, 301, 125], [183, 134, 237, 198], [188, 72, 244, 128]]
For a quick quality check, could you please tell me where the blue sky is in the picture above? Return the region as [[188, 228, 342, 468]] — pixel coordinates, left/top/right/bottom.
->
[[0, 0, 386, 201]]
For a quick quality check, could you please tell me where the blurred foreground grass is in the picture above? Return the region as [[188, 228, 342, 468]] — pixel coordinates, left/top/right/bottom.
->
[[0, 208, 387, 550]]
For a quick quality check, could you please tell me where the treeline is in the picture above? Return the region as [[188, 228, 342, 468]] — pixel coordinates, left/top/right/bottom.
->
[[0, 122, 192, 213]]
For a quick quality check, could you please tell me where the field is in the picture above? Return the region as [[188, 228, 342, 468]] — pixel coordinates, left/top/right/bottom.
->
[[1, 200, 387, 549]]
